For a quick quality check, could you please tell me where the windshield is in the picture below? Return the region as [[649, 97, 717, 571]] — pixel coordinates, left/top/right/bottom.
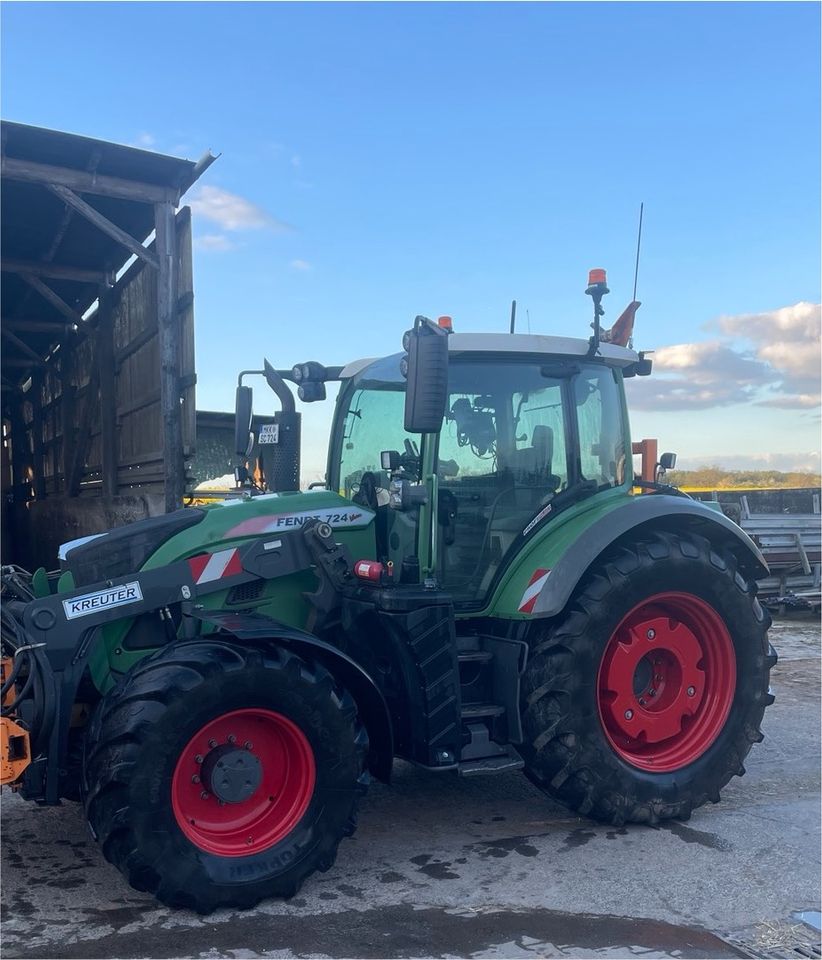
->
[[336, 385, 420, 498]]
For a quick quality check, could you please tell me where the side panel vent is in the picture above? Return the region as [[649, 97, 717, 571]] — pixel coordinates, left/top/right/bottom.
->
[[227, 579, 265, 606]]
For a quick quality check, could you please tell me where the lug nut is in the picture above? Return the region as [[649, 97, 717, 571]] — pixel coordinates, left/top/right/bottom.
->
[[200, 791, 209, 800], [244, 741, 253, 750], [655, 675, 662, 682], [246, 837, 254, 845], [624, 709, 634, 720], [687, 686, 696, 697], [646, 629, 656, 640], [227, 735, 236, 744], [648, 689, 656, 697], [208, 739, 218, 748], [191, 774, 200, 784], [194, 754, 203, 764]]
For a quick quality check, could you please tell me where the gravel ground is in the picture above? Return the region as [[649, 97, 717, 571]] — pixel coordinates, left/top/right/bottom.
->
[[1, 618, 819, 959]]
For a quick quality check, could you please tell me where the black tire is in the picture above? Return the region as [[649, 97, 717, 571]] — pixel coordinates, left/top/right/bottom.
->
[[520, 530, 776, 825], [83, 640, 368, 913]]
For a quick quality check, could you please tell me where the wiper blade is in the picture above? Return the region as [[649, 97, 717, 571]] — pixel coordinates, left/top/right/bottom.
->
[[521, 480, 599, 538], [550, 479, 599, 509]]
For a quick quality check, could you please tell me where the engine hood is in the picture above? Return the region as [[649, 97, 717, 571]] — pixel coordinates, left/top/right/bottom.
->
[[59, 491, 375, 590]]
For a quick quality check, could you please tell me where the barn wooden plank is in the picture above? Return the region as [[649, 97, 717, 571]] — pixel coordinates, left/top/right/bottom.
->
[[1, 258, 109, 284], [1, 327, 48, 367], [20, 274, 85, 324], [97, 287, 118, 498], [67, 344, 101, 496], [49, 184, 159, 270], [2, 155, 178, 203], [155, 201, 182, 512]]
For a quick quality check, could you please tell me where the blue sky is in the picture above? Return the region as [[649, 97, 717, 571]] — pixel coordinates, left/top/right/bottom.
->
[[3, 2, 820, 480]]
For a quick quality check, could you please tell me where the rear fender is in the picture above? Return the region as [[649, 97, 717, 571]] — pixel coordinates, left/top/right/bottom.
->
[[511, 495, 768, 620], [189, 609, 393, 782]]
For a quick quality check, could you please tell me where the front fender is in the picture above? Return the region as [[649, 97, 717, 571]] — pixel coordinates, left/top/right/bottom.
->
[[504, 494, 768, 620], [190, 609, 393, 782]]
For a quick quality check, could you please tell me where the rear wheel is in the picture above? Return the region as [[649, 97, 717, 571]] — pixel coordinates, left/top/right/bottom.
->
[[84, 640, 368, 912], [520, 530, 776, 824]]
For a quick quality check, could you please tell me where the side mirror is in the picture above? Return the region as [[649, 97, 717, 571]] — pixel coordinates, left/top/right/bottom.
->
[[234, 385, 254, 457], [622, 357, 653, 378], [656, 451, 677, 482], [381, 450, 401, 472], [403, 316, 449, 433]]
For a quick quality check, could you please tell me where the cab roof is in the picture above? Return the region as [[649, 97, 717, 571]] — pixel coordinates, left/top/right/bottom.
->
[[339, 332, 640, 380]]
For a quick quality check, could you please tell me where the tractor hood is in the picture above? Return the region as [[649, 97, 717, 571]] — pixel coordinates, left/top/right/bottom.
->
[[59, 491, 375, 589]]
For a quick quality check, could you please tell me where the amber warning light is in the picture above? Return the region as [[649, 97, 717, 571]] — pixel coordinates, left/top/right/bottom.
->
[[588, 268, 607, 287], [437, 315, 453, 331]]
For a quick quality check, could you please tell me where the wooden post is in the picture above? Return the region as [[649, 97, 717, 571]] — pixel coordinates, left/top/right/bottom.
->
[[60, 343, 75, 493], [30, 373, 46, 499], [98, 286, 119, 499], [67, 354, 100, 497], [10, 399, 29, 502], [154, 201, 182, 513]]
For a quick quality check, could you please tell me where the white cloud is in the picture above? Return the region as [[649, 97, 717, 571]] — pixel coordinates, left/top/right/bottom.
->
[[195, 234, 235, 252], [716, 301, 821, 403], [628, 302, 821, 412], [654, 340, 772, 384], [289, 259, 311, 271], [133, 132, 156, 148], [759, 393, 821, 409], [188, 185, 290, 232]]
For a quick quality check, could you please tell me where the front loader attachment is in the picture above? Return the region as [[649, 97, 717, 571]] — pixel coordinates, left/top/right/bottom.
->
[[1, 658, 32, 787]]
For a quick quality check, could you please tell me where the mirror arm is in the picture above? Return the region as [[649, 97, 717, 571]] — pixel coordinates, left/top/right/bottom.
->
[[263, 359, 296, 413], [237, 369, 265, 387]]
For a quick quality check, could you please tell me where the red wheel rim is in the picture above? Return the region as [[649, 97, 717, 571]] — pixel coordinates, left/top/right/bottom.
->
[[597, 592, 736, 772], [171, 708, 315, 857]]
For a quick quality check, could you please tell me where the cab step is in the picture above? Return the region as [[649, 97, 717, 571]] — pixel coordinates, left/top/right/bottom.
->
[[461, 702, 505, 719], [457, 650, 493, 665], [458, 721, 524, 776], [459, 751, 525, 776]]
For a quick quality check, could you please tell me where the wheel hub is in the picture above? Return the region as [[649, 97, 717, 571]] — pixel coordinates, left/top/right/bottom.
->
[[601, 614, 706, 743], [201, 745, 262, 804], [597, 592, 736, 772], [171, 708, 316, 857]]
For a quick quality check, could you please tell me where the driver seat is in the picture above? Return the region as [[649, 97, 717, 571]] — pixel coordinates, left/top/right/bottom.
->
[[511, 425, 553, 484]]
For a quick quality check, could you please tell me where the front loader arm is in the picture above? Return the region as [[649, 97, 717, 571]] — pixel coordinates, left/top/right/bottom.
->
[[3, 520, 355, 803]]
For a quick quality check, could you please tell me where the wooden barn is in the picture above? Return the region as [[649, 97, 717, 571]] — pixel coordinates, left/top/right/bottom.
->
[[1, 121, 216, 568]]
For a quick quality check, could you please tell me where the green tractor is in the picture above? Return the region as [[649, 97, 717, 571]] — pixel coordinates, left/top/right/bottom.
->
[[1, 274, 775, 912]]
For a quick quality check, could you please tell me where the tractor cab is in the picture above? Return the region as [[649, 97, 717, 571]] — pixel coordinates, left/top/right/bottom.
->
[[328, 334, 639, 607]]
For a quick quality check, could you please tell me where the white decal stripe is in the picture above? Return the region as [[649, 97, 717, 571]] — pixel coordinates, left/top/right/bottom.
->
[[519, 572, 550, 610], [198, 549, 235, 583]]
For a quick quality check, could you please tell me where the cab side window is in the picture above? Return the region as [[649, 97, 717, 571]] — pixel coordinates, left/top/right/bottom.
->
[[511, 383, 568, 493], [574, 368, 626, 488]]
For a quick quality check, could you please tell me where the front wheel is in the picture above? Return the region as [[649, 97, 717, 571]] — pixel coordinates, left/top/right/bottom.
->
[[83, 640, 368, 912], [520, 530, 776, 825]]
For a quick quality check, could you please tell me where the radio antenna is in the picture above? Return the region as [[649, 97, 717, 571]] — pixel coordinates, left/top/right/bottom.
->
[[632, 202, 644, 302], [510, 299, 517, 334]]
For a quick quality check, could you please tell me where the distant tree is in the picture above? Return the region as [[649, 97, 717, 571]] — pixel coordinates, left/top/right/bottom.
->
[[665, 468, 821, 490]]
